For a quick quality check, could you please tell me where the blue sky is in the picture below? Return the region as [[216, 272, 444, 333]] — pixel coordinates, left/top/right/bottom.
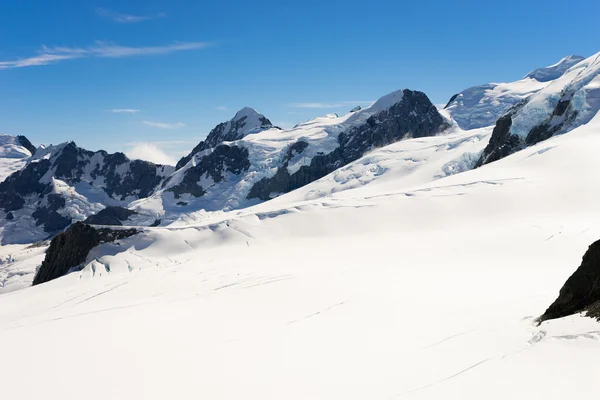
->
[[1, 0, 599, 164]]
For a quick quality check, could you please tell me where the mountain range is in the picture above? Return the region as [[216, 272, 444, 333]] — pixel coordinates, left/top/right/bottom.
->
[[3, 52, 600, 399], [0, 52, 598, 247]]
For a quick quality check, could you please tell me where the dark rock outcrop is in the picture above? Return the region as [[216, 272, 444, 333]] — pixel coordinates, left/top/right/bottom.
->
[[539, 240, 600, 322], [475, 101, 527, 167], [524, 96, 579, 147], [443, 93, 460, 110], [16, 135, 36, 155], [0, 159, 52, 212], [169, 145, 251, 198], [32, 193, 71, 232], [84, 206, 137, 226], [32, 222, 138, 286], [248, 143, 342, 201], [248, 89, 448, 201]]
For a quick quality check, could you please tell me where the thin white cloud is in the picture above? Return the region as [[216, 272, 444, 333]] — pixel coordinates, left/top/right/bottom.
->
[[142, 121, 185, 129], [96, 8, 166, 23], [216, 106, 228, 111], [289, 101, 373, 109], [125, 143, 176, 165], [108, 109, 140, 114], [0, 41, 211, 70]]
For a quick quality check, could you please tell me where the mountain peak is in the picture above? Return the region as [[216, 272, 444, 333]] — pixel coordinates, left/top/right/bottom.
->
[[371, 89, 406, 112], [525, 55, 585, 82], [233, 107, 261, 120], [175, 108, 273, 170]]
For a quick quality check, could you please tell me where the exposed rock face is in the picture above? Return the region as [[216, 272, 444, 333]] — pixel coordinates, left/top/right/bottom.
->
[[176, 108, 273, 170], [475, 102, 527, 167], [16, 135, 36, 155], [32, 222, 138, 286], [48, 143, 167, 199], [476, 53, 600, 167], [539, 240, 600, 322], [168, 145, 251, 198], [84, 206, 137, 226], [32, 193, 71, 232], [477, 92, 584, 168], [248, 89, 447, 201], [0, 141, 172, 242], [0, 159, 52, 212]]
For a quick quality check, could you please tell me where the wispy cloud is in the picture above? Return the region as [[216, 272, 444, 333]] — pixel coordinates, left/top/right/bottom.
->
[[125, 142, 176, 165], [216, 106, 228, 111], [96, 8, 166, 23], [288, 101, 373, 109], [142, 121, 185, 129], [0, 41, 211, 70], [124, 140, 196, 165], [108, 109, 140, 114]]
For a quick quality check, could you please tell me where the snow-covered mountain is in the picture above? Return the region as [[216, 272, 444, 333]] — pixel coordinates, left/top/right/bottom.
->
[[0, 89, 447, 243], [175, 107, 274, 170], [524, 55, 586, 82], [129, 89, 448, 223], [3, 50, 600, 399], [3, 102, 600, 398], [444, 55, 585, 130], [0, 142, 173, 244], [477, 52, 600, 166], [0, 134, 36, 182]]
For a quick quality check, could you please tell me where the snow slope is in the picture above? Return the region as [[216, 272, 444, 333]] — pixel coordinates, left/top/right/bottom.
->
[[1, 110, 600, 398], [444, 55, 584, 130], [0, 134, 33, 182]]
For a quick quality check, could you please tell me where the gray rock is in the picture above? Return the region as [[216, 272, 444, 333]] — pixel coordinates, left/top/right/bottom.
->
[[248, 89, 448, 201], [16, 135, 36, 155], [84, 206, 137, 226], [539, 239, 600, 322], [169, 145, 251, 198], [32, 222, 138, 286]]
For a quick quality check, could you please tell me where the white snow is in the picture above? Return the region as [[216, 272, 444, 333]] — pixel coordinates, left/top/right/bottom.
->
[[510, 52, 600, 139], [0, 243, 47, 294], [524, 55, 585, 82], [445, 79, 547, 130], [445, 55, 589, 130], [0, 134, 32, 182], [1, 106, 600, 398]]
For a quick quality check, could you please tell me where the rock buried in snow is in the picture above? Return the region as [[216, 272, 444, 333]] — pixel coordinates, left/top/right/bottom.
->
[[32, 222, 138, 286], [539, 239, 600, 322]]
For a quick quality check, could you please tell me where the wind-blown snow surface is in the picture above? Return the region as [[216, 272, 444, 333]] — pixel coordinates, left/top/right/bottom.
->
[[444, 55, 584, 130], [0, 134, 32, 182], [2, 113, 600, 398]]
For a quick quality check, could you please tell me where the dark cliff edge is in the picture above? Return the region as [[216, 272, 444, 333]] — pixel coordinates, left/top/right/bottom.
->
[[32, 222, 138, 286], [539, 239, 600, 323], [16, 135, 37, 155]]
